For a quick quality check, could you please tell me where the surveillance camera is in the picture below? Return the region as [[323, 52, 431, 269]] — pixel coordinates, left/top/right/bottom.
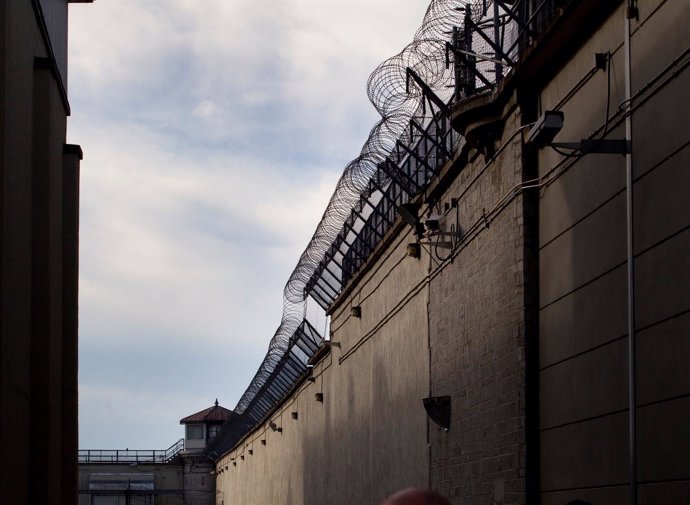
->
[[526, 110, 564, 147], [424, 215, 442, 234]]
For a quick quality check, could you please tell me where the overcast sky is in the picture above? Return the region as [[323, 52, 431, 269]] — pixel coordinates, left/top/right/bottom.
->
[[69, 0, 430, 450]]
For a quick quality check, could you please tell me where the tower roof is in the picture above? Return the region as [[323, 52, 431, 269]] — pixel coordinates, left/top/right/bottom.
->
[[180, 399, 236, 424]]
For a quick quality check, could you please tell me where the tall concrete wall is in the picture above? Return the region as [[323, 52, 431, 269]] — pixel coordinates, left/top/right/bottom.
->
[[536, 1, 690, 503], [0, 1, 82, 504], [182, 454, 216, 505], [216, 227, 431, 505]]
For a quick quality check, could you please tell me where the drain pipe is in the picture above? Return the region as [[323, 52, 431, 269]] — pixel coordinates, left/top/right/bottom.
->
[[624, 4, 637, 505]]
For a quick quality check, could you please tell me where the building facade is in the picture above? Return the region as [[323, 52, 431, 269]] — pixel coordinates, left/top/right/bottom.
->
[[79, 401, 230, 505], [0, 1, 90, 503], [213, 1, 690, 504]]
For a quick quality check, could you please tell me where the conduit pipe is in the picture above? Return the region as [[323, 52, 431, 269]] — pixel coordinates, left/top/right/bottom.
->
[[624, 5, 637, 505]]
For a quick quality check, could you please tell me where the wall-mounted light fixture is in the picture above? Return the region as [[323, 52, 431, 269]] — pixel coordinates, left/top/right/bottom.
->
[[269, 421, 282, 433], [240, 455, 244, 460], [232, 462, 236, 467], [291, 411, 298, 420], [351, 306, 362, 318], [261, 439, 266, 445], [527, 110, 628, 154], [248, 449, 253, 455], [407, 243, 421, 258], [397, 203, 426, 237], [315, 392, 324, 402], [526, 110, 564, 147], [306, 364, 317, 381], [423, 396, 451, 431]]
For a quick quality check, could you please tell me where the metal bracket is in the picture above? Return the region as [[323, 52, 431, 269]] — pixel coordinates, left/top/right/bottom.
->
[[406, 67, 451, 116], [551, 139, 630, 154]]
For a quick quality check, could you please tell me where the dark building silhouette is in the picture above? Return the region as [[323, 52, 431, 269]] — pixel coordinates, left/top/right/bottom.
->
[[0, 1, 91, 504]]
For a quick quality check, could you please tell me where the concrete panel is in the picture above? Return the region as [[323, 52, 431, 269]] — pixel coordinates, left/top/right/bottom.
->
[[540, 338, 627, 430], [639, 480, 690, 505], [540, 265, 626, 368], [538, 4, 626, 151], [631, 0, 690, 103], [631, 62, 690, 181], [539, 148, 625, 248], [637, 396, 690, 482], [540, 192, 626, 307], [635, 227, 690, 329], [540, 412, 628, 492], [636, 311, 690, 406], [634, 144, 690, 253], [541, 485, 627, 505]]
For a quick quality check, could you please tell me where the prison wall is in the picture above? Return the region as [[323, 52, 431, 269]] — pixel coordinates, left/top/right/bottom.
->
[[427, 102, 529, 504], [215, 95, 535, 505], [536, 1, 690, 503], [215, 226, 431, 505], [213, 2, 688, 504]]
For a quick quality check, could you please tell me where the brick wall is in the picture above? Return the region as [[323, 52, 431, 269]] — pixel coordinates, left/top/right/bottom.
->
[[428, 106, 529, 505]]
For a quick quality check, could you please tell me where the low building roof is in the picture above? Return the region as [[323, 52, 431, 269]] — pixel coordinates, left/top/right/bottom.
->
[[180, 399, 236, 424]]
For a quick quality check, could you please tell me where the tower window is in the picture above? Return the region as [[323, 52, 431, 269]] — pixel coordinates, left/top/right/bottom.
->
[[186, 424, 204, 439]]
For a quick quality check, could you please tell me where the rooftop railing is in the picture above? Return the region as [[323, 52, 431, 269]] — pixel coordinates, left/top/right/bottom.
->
[[79, 438, 184, 464]]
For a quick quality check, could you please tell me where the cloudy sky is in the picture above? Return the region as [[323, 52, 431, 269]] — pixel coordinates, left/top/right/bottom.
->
[[69, 0, 429, 450]]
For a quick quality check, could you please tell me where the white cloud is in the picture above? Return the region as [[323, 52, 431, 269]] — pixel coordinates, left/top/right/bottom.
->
[[192, 99, 220, 120]]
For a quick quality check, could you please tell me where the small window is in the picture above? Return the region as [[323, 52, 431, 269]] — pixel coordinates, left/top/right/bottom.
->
[[208, 425, 220, 439], [186, 424, 203, 439]]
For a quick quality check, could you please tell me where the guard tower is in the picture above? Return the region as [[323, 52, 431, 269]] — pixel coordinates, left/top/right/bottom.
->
[[180, 399, 235, 453]]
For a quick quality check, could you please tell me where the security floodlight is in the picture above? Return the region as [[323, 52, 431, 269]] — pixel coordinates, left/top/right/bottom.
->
[[396, 203, 418, 226], [423, 396, 451, 431], [397, 203, 426, 237], [406, 243, 421, 258], [526, 110, 564, 147], [529, 110, 627, 154]]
